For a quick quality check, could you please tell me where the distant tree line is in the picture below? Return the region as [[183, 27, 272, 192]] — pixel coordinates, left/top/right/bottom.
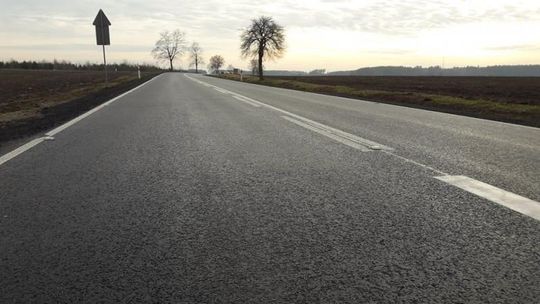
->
[[248, 65, 540, 77], [0, 59, 163, 72], [328, 65, 540, 77]]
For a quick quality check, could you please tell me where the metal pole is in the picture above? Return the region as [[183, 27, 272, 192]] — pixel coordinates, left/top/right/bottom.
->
[[102, 44, 108, 84], [100, 12, 108, 85]]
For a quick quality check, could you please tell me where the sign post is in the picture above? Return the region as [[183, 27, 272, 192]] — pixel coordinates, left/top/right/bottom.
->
[[93, 9, 111, 84]]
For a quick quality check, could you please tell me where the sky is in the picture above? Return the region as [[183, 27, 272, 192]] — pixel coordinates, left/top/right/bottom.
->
[[0, 0, 539, 71]]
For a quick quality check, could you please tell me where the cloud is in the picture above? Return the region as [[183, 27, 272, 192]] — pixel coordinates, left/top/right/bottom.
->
[[486, 44, 540, 51], [1, 0, 539, 67], [4, 0, 540, 38]]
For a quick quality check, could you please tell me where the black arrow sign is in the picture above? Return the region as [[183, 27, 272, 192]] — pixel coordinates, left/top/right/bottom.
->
[[93, 9, 111, 84], [93, 9, 111, 46]]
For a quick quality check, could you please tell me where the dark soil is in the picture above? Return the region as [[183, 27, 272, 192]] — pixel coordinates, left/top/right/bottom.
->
[[274, 76, 540, 106], [220, 74, 540, 127], [0, 70, 159, 144]]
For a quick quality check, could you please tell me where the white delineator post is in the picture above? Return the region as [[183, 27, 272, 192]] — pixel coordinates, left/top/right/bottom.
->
[[138, 66, 141, 79]]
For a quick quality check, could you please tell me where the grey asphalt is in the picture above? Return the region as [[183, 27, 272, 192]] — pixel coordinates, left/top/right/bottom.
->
[[1, 73, 539, 303]]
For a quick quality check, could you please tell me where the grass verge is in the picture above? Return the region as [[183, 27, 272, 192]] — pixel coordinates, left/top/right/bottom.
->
[[216, 74, 540, 127], [0, 70, 161, 144]]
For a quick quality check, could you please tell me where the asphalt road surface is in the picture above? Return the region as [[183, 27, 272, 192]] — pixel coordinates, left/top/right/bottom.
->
[[1, 73, 539, 303]]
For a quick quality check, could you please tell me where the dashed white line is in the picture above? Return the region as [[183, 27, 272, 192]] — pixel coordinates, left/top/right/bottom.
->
[[214, 87, 230, 94], [283, 116, 372, 151], [435, 175, 540, 221], [382, 150, 448, 176], [186, 74, 391, 151], [282, 116, 391, 152], [186, 74, 540, 221], [232, 96, 261, 107]]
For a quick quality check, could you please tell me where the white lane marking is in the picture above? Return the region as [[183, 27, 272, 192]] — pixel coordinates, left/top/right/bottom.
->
[[383, 150, 448, 176], [46, 103, 108, 137], [232, 95, 265, 106], [436, 175, 540, 221], [46, 75, 160, 137], [187, 74, 393, 152], [287, 116, 393, 151], [187, 74, 540, 221], [214, 87, 229, 94], [232, 96, 261, 108], [283, 116, 371, 151], [0, 75, 161, 168], [0, 138, 45, 166]]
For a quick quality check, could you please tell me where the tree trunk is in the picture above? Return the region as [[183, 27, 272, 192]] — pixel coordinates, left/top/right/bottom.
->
[[169, 59, 173, 71], [258, 52, 264, 80], [195, 58, 198, 73]]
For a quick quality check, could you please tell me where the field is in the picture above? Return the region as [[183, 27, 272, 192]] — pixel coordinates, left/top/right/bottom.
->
[[2, 71, 538, 145], [0, 69, 159, 143], [221, 74, 540, 127]]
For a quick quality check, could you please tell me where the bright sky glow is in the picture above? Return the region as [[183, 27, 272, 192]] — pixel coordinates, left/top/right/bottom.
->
[[0, 0, 539, 71]]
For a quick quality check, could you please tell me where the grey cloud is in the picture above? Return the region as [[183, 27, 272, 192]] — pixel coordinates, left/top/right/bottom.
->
[[2, 0, 540, 58], [3, 0, 540, 37], [275, 0, 540, 35]]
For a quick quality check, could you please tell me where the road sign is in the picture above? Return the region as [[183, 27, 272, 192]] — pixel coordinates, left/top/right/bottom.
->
[[93, 9, 111, 45], [93, 9, 111, 84]]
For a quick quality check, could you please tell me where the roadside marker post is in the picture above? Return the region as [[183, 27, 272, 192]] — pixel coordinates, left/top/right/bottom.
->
[[93, 9, 111, 85], [138, 66, 141, 79]]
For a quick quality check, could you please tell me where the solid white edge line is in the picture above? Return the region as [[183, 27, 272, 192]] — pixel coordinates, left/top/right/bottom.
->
[[435, 175, 540, 221], [46, 74, 160, 136], [0, 74, 161, 167], [0, 138, 45, 166]]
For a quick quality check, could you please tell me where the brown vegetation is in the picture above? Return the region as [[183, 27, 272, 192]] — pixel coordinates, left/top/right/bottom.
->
[[276, 76, 540, 106], [220, 74, 540, 127], [0, 69, 159, 143]]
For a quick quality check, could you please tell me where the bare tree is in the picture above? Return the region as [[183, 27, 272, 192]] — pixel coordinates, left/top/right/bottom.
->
[[240, 16, 285, 80], [208, 55, 225, 74], [189, 42, 204, 73], [152, 30, 186, 71]]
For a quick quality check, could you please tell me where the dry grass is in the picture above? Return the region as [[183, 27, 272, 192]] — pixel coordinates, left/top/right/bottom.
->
[[0, 70, 144, 122], [218, 74, 540, 127], [0, 69, 160, 142]]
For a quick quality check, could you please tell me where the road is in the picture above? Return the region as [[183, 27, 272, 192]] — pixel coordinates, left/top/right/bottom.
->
[[1, 73, 539, 303]]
